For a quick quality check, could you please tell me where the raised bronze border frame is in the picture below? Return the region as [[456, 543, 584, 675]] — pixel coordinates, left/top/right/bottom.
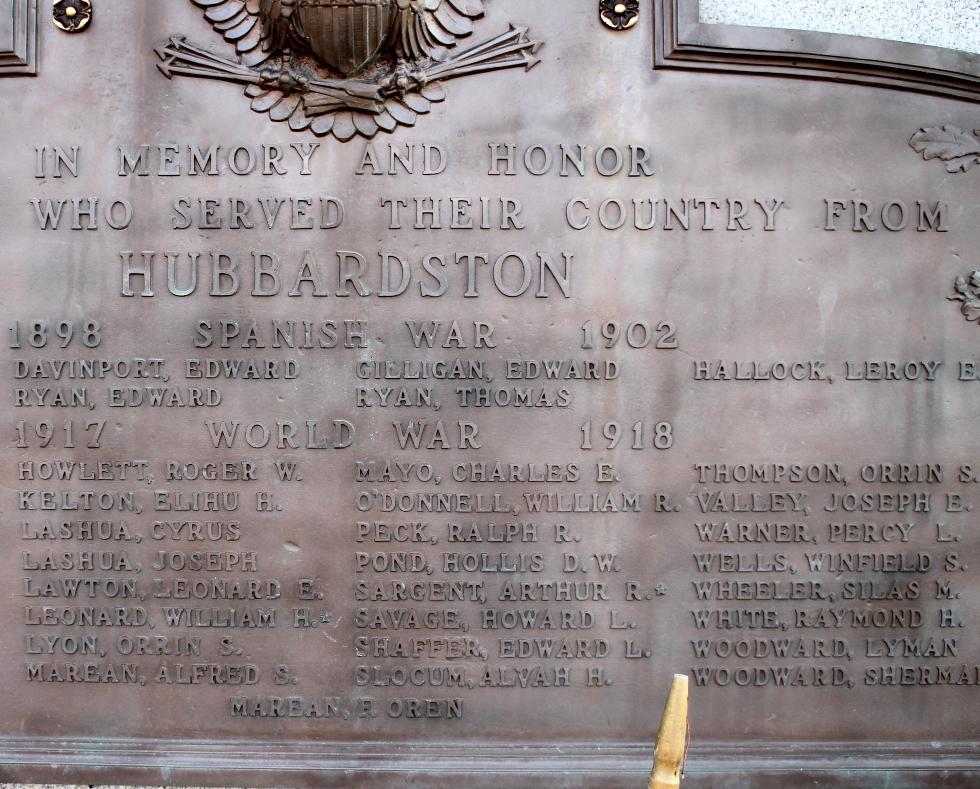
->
[[654, 0, 980, 102], [0, 737, 977, 786], [0, 0, 37, 75]]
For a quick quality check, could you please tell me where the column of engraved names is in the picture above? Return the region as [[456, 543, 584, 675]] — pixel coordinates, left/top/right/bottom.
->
[[688, 462, 977, 690], [12, 322, 300, 692], [350, 308, 688, 719]]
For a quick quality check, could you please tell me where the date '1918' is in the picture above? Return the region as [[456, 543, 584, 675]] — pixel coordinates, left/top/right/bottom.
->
[[581, 421, 673, 450]]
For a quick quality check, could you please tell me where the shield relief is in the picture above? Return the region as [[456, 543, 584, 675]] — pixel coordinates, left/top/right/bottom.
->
[[297, 0, 398, 75]]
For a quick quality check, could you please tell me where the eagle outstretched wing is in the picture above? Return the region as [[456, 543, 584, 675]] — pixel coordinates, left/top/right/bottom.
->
[[190, 0, 300, 66], [173, 0, 532, 142], [394, 0, 486, 61]]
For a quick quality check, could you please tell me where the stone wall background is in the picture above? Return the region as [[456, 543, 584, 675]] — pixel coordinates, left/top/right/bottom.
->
[[699, 0, 980, 54], [4, 1, 976, 788]]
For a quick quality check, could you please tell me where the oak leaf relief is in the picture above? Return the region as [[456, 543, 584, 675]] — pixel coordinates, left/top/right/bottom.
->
[[909, 125, 980, 173]]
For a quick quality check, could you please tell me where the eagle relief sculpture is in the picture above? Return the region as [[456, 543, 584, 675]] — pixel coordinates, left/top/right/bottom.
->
[[156, 0, 542, 141]]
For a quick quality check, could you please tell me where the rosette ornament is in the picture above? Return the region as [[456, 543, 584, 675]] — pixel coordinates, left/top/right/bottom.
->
[[53, 0, 92, 32], [600, 0, 639, 30]]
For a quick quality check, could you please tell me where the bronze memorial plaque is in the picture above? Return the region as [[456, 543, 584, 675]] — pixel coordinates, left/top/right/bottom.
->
[[0, 0, 978, 785]]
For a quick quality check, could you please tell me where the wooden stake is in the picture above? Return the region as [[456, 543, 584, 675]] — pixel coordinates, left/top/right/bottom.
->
[[649, 674, 689, 789]]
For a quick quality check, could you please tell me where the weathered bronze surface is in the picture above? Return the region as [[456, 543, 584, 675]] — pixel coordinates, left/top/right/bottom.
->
[[0, 0, 978, 786]]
